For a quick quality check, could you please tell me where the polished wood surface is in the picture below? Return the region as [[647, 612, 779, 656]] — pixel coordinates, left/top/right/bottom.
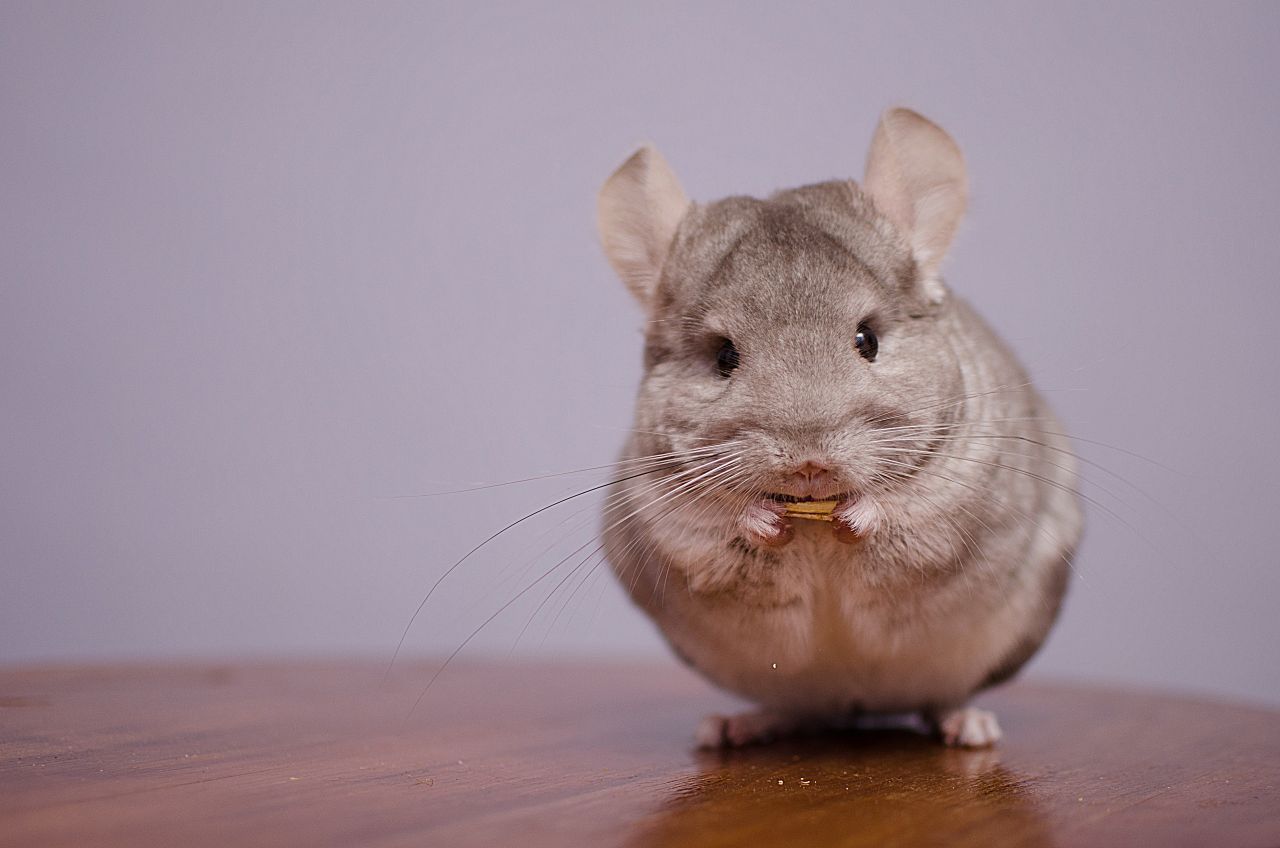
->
[[2, 661, 1278, 847]]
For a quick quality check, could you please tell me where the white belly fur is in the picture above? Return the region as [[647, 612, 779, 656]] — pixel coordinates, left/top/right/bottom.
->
[[625, 521, 1051, 717]]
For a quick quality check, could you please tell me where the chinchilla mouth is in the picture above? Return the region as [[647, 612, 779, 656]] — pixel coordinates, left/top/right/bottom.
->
[[764, 492, 852, 504]]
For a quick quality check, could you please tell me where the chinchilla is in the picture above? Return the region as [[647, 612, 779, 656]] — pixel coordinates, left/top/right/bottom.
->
[[596, 108, 1083, 748]]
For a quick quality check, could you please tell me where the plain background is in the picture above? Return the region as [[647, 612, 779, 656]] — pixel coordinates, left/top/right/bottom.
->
[[3, 2, 1278, 707]]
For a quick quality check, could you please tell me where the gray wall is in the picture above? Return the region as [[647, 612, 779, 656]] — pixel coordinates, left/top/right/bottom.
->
[[3, 2, 1278, 706]]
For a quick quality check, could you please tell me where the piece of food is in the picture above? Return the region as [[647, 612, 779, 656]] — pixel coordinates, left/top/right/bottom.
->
[[782, 500, 839, 521]]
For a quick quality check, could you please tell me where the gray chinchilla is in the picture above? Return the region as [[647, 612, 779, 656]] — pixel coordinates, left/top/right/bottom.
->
[[596, 108, 1083, 748]]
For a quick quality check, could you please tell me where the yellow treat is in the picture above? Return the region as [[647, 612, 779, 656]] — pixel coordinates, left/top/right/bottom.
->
[[782, 500, 839, 521]]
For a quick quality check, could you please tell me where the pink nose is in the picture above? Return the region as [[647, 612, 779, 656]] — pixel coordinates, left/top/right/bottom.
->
[[794, 461, 828, 481], [788, 461, 832, 493]]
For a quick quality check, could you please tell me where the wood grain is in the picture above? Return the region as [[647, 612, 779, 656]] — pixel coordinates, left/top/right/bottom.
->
[[2, 661, 1278, 847]]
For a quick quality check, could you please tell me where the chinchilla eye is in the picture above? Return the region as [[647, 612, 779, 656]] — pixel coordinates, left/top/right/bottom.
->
[[716, 338, 739, 378], [854, 323, 878, 361]]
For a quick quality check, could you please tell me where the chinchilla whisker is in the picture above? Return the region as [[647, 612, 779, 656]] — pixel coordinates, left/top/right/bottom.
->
[[528, 452, 746, 587], [644, 312, 708, 329], [873, 430, 1180, 526], [596, 456, 748, 554], [421, 443, 744, 609], [404, 537, 604, 723], [482, 463, 692, 615], [872, 420, 1179, 477], [404, 454, 748, 713], [513, 455, 748, 650], [872, 454, 1014, 520], [867, 416, 1054, 435], [866, 381, 1037, 425], [902, 484, 985, 574], [384, 442, 744, 499], [513, 538, 610, 652], [577, 455, 745, 561], [953, 433, 1186, 531], [888, 447, 1157, 555], [887, 445, 1127, 521], [385, 459, 709, 684], [867, 425, 1183, 527], [481, 498, 603, 604], [883, 438, 1125, 509], [625, 456, 747, 521], [586, 424, 743, 444], [872, 381, 1089, 429], [873, 455, 1081, 580], [503, 450, 747, 599], [613, 462, 751, 602], [649, 466, 757, 605], [874, 456, 1003, 548], [866, 465, 964, 570], [543, 547, 625, 648], [1019, 430, 1182, 476], [543, 547, 615, 645], [614, 471, 745, 596], [535, 456, 740, 643], [616, 456, 747, 514]]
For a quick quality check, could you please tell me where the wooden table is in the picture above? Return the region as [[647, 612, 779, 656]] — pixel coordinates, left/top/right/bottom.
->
[[2, 661, 1277, 847]]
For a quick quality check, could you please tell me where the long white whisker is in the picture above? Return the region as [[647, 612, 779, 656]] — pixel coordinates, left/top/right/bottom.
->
[[387, 442, 745, 498]]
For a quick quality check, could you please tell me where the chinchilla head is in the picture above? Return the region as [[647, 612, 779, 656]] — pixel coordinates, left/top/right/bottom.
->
[[597, 108, 978, 541]]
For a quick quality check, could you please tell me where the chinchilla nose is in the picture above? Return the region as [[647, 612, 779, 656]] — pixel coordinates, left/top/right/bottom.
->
[[784, 461, 834, 496]]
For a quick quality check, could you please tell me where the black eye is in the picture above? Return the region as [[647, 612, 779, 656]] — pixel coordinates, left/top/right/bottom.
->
[[716, 338, 739, 378], [854, 323, 878, 361]]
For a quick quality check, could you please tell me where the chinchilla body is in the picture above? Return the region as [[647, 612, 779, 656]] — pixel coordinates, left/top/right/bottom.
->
[[595, 109, 1083, 736]]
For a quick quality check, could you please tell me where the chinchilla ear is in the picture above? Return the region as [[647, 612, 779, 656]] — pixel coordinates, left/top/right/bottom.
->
[[597, 145, 690, 308], [863, 108, 968, 304]]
